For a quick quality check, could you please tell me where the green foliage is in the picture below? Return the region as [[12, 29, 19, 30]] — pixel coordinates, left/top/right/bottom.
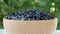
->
[[2, 0, 52, 11]]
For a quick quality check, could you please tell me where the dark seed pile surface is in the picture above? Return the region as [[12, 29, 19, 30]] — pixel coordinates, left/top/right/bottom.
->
[[5, 9, 54, 20]]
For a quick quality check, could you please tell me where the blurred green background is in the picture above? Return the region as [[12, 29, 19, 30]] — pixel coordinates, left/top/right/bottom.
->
[[0, 0, 60, 29]]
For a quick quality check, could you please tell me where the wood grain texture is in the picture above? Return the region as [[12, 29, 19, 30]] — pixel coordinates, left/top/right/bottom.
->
[[3, 18, 58, 34]]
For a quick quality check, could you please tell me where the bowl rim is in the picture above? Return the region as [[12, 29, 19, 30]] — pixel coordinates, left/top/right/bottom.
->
[[3, 17, 58, 21]]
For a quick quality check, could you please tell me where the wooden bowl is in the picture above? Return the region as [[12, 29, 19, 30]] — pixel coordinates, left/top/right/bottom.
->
[[3, 18, 58, 34]]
